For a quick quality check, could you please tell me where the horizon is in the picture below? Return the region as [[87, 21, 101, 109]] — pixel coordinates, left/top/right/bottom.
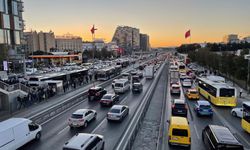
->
[[23, 0, 250, 47]]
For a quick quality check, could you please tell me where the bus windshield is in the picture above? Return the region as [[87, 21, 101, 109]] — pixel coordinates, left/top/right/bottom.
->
[[220, 88, 235, 97]]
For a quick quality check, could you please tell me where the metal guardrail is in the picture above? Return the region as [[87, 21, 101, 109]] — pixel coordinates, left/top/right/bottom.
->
[[114, 62, 166, 150], [0, 81, 30, 93]]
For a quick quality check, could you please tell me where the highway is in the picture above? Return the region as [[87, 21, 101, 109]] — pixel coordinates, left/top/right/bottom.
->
[[17, 58, 250, 150], [18, 61, 164, 150]]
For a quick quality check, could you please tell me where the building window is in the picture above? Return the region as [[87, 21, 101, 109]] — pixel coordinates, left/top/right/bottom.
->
[[12, 1, 18, 15], [14, 31, 20, 44], [14, 16, 20, 30], [0, 29, 4, 43], [3, 14, 10, 29]]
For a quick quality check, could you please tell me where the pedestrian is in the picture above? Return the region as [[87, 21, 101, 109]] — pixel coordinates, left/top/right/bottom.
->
[[85, 76, 89, 83], [17, 95, 23, 110], [239, 88, 243, 98]]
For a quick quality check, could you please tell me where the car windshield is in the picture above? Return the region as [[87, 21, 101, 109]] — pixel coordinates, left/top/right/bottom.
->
[[190, 91, 198, 94], [115, 83, 123, 87], [110, 108, 120, 113], [200, 105, 211, 109], [102, 95, 112, 99], [71, 114, 83, 119], [175, 103, 185, 108], [172, 129, 188, 137]]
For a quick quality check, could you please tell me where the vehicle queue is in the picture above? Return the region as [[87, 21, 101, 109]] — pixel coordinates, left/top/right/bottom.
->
[[167, 57, 245, 149]]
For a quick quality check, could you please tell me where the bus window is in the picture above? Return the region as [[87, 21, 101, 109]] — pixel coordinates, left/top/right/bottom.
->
[[243, 104, 250, 122], [220, 88, 235, 97]]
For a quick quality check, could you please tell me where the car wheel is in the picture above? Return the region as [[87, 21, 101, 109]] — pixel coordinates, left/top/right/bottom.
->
[[35, 132, 41, 140], [232, 111, 237, 117], [84, 121, 88, 128], [101, 142, 105, 150], [94, 113, 97, 120]]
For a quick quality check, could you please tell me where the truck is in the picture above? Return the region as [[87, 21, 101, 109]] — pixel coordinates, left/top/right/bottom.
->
[[144, 65, 154, 79], [0, 118, 42, 150], [170, 70, 179, 85]]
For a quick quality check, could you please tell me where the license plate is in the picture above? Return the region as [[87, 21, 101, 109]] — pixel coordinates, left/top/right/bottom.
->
[[178, 110, 182, 113], [172, 137, 178, 140]]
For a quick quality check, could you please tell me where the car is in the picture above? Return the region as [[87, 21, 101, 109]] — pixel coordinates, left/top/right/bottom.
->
[[172, 99, 188, 117], [130, 70, 137, 76], [68, 109, 97, 128], [170, 84, 181, 95], [88, 86, 107, 101], [182, 79, 192, 87], [186, 88, 199, 100], [100, 93, 119, 106], [231, 107, 243, 118], [132, 75, 140, 83], [179, 73, 187, 80], [63, 133, 104, 150], [137, 71, 143, 78], [168, 116, 191, 148], [107, 105, 129, 122], [132, 82, 143, 93], [112, 79, 119, 88], [114, 79, 130, 94], [194, 100, 213, 117], [121, 73, 131, 80], [202, 125, 244, 150]]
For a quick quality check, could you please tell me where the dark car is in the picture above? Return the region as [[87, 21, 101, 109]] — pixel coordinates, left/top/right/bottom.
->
[[132, 75, 140, 83], [202, 125, 244, 150], [171, 99, 188, 117], [132, 82, 143, 93], [137, 71, 143, 79], [88, 86, 107, 101], [100, 93, 119, 106]]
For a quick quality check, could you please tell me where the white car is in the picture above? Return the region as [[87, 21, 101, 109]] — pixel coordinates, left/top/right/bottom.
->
[[182, 79, 192, 87], [112, 79, 119, 88], [180, 73, 188, 80], [68, 109, 97, 128], [107, 105, 129, 122], [170, 83, 181, 95], [231, 107, 243, 118]]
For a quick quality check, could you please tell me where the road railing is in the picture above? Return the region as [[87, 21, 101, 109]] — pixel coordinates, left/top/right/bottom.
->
[[114, 62, 166, 150]]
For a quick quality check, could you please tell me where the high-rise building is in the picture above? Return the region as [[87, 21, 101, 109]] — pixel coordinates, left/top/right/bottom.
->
[[55, 33, 82, 51], [0, 0, 24, 57], [112, 26, 140, 54], [140, 34, 150, 51], [223, 34, 239, 43], [23, 30, 55, 54]]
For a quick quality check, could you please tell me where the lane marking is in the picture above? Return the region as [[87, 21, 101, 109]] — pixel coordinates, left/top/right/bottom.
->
[[194, 124, 200, 139], [91, 118, 106, 134], [120, 95, 129, 105], [57, 126, 69, 135]]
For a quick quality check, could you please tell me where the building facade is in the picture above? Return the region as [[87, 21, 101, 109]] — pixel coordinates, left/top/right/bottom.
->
[[23, 30, 55, 54], [0, 0, 24, 53], [55, 34, 82, 51], [223, 34, 239, 43], [112, 26, 140, 54], [140, 33, 150, 51]]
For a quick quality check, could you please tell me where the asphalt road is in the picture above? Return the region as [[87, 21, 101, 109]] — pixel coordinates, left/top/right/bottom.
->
[[163, 71, 250, 150], [18, 64, 163, 150]]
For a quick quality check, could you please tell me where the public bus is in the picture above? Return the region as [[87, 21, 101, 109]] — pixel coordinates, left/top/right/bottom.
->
[[96, 67, 115, 81], [196, 76, 237, 107], [242, 102, 250, 134]]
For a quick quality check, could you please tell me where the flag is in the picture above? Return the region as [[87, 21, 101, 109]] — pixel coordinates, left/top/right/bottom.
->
[[90, 25, 97, 34], [185, 30, 191, 38]]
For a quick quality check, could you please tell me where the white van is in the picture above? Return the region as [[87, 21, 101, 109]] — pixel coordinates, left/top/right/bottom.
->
[[114, 79, 130, 94], [0, 118, 42, 150]]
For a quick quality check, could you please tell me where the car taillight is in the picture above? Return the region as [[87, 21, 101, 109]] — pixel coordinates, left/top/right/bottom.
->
[[172, 105, 175, 109]]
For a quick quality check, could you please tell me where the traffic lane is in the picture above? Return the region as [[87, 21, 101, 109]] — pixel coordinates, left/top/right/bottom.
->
[[20, 77, 150, 150], [183, 86, 250, 149], [92, 70, 161, 149], [18, 81, 134, 150]]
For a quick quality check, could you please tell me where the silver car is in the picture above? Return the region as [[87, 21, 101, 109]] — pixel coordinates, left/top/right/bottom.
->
[[107, 105, 129, 122]]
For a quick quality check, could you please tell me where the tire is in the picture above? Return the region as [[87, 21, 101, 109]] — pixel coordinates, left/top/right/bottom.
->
[[232, 111, 237, 117], [101, 142, 105, 150], [94, 113, 97, 120], [84, 121, 88, 128], [35, 132, 41, 140]]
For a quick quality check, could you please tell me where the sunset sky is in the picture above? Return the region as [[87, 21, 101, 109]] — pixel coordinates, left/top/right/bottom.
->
[[23, 0, 250, 47]]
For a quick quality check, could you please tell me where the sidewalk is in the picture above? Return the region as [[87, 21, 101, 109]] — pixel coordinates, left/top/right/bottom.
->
[[226, 80, 250, 101], [0, 80, 99, 121]]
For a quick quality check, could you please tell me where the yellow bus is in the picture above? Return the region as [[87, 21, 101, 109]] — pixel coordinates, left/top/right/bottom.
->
[[242, 102, 250, 134], [196, 76, 237, 107]]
